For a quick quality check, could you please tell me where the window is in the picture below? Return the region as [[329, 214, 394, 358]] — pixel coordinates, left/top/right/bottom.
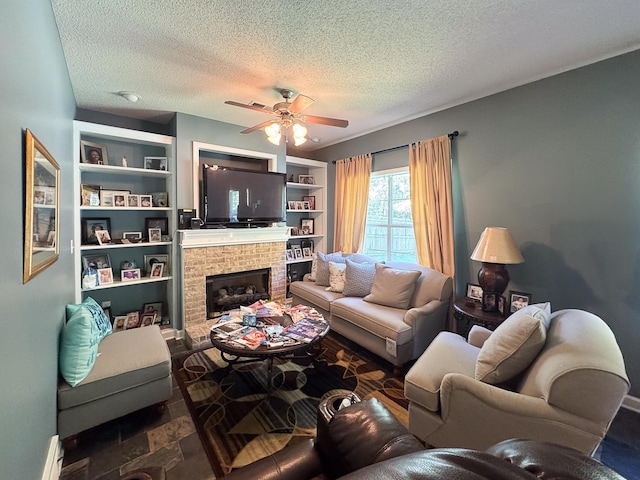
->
[[361, 168, 417, 262]]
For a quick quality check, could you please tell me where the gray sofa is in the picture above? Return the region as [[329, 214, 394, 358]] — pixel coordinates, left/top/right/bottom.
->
[[290, 254, 453, 372], [57, 325, 172, 439]]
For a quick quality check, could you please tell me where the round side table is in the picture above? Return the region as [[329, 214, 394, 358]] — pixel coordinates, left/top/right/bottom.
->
[[453, 297, 506, 338]]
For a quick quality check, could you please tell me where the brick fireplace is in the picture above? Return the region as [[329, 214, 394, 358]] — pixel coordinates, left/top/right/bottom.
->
[[179, 227, 288, 348]]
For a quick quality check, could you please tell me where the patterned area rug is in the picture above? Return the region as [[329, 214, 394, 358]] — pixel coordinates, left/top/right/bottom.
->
[[173, 331, 409, 477]]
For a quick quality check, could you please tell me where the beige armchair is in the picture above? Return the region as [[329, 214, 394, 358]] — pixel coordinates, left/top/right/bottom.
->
[[404, 308, 629, 455]]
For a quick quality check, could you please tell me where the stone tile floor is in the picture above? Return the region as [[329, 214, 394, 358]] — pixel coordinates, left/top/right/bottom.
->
[[59, 337, 640, 480]]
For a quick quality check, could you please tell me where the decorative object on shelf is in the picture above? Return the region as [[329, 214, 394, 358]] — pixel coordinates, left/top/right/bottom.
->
[[286, 249, 294, 261], [122, 232, 142, 243], [113, 315, 126, 332], [126, 194, 139, 207], [300, 238, 314, 253], [148, 228, 161, 242], [150, 191, 168, 207], [82, 253, 111, 270], [140, 194, 152, 207], [465, 283, 482, 303], [97, 267, 114, 285], [149, 263, 164, 278], [23, 129, 60, 283], [140, 312, 157, 326], [125, 311, 140, 329], [82, 266, 99, 289], [80, 140, 107, 164], [121, 156, 127, 167], [142, 301, 164, 319], [303, 195, 315, 209], [287, 200, 295, 210], [301, 218, 314, 235], [81, 217, 112, 245], [143, 156, 167, 170], [145, 216, 169, 235], [120, 259, 138, 271], [144, 254, 170, 275], [95, 229, 111, 245], [470, 227, 524, 302], [81, 184, 101, 206], [509, 290, 532, 313], [303, 247, 312, 258], [121, 268, 141, 282], [298, 174, 314, 185], [293, 245, 303, 259]]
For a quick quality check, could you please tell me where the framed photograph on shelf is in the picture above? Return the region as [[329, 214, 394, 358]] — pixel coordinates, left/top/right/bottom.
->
[[465, 283, 483, 302], [143, 156, 167, 171], [97, 267, 114, 285], [298, 174, 314, 185], [80, 140, 108, 165], [140, 194, 153, 208], [302, 195, 315, 210], [144, 254, 170, 275], [94, 229, 111, 245], [149, 192, 168, 207], [144, 217, 169, 235], [81, 184, 101, 206], [82, 253, 111, 270], [99, 190, 114, 207], [300, 218, 314, 235], [122, 231, 142, 243], [82, 217, 112, 245], [149, 263, 164, 278], [303, 247, 312, 258], [113, 192, 127, 207], [148, 228, 162, 243], [295, 201, 304, 210], [482, 292, 498, 312], [142, 301, 164, 318], [127, 194, 139, 207], [112, 315, 126, 332], [509, 291, 532, 313], [125, 311, 140, 329], [121, 268, 141, 282], [287, 201, 295, 210], [285, 249, 294, 261], [300, 238, 314, 253], [293, 245, 303, 259], [302, 201, 310, 210], [140, 312, 157, 327]]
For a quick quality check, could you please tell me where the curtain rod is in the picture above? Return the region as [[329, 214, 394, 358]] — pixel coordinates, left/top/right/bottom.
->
[[332, 130, 458, 164]]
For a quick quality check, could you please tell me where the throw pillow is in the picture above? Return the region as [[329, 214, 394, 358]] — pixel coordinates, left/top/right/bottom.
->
[[65, 296, 112, 341], [308, 253, 318, 281], [475, 302, 552, 384], [59, 306, 102, 386], [315, 251, 344, 286], [342, 258, 377, 297], [363, 263, 421, 309], [326, 261, 347, 293]]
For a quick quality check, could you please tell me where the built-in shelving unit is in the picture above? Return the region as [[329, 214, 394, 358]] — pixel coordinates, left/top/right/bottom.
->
[[285, 156, 327, 280], [73, 121, 177, 337]]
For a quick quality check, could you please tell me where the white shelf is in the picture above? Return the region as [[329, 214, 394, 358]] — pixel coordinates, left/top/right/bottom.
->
[[81, 275, 173, 292], [79, 164, 171, 178], [287, 182, 324, 190], [80, 206, 172, 212], [80, 241, 173, 251], [287, 209, 322, 213]]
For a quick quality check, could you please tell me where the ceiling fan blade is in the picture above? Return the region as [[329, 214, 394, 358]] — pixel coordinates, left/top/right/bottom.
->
[[225, 100, 273, 113], [240, 120, 277, 134], [303, 115, 349, 128], [289, 94, 314, 114]]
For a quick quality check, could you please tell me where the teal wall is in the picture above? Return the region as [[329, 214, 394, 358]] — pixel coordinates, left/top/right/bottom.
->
[[314, 50, 640, 397], [0, 0, 76, 479]]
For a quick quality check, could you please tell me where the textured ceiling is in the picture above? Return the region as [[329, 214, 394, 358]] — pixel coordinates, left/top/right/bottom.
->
[[51, 0, 640, 150]]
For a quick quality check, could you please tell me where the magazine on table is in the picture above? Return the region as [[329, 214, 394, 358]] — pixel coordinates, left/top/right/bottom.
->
[[283, 318, 325, 343], [234, 329, 266, 349], [210, 320, 245, 337]]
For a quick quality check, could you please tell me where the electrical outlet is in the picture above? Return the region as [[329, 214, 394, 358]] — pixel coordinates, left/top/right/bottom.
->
[[101, 300, 111, 308]]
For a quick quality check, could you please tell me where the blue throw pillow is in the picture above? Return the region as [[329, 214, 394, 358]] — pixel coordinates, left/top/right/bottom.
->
[[59, 306, 101, 386], [65, 297, 112, 341]]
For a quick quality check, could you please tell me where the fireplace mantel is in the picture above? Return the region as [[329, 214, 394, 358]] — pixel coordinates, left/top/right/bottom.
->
[[179, 226, 289, 249]]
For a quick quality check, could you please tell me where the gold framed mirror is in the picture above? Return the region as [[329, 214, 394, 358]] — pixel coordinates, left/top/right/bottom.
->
[[24, 129, 60, 283]]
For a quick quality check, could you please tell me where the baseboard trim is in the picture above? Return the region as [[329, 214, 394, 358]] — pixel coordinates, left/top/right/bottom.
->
[[622, 394, 640, 413], [41, 435, 63, 480]]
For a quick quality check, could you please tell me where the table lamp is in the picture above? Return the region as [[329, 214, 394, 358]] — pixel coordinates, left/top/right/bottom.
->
[[470, 227, 524, 296]]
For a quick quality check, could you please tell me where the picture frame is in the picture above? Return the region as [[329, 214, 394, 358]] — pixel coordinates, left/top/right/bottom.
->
[[465, 283, 483, 302], [140, 194, 153, 208], [302, 201, 310, 210], [82, 253, 111, 270], [287, 201, 295, 210], [303, 247, 312, 258], [122, 231, 143, 243], [95, 229, 111, 245], [24, 129, 60, 283], [144, 216, 169, 235], [112, 315, 127, 332], [149, 262, 164, 278], [298, 174, 315, 185], [140, 312, 157, 327], [121, 268, 141, 282], [148, 228, 162, 242], [300, 238, 315, 253], [142, 301, 164, 319], [144, 254, 170, 275], [100, 189, 129, 208], [300, 218, 314, 235], [125, 311, 140, 329], [97, 267, 114, 285], [149, 191, 169, 207], [80, 140, 108, 165], [127, 194, 139, 207], [303, 195, 316, 210], [99, 190, 113, 207], [293, 245, 303, 259], [497, 295, 506, 316], [295, 201, 304, 210], [82, 217, 112, 245], [143, 156, 167, 171], [482, 292, 498, 312], [509, 291, 532, 313], [285, 249, 294, 261], [81, 184, 101, 206]]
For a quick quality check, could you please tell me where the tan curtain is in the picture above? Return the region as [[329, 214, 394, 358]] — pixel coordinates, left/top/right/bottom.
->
[[409, 135, 455, 276], [333, 154, 372, 253]]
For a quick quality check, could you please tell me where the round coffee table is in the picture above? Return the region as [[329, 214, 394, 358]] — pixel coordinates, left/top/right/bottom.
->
[[209, 312, 330, 392]]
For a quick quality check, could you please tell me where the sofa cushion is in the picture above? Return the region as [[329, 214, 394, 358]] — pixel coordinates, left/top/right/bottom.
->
[[290, 279, 343, 313], [308, 253, 318, 281], [65, 296, 112, 341], [386, 262, 453, 308], [475, 302, 551, 384], [364, 263, 421, 309], [343, 258, 377, 297], [326, 261, 347, 293], [316, 251, 344, 286]]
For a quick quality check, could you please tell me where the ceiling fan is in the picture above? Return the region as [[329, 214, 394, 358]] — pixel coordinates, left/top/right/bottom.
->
[[225, 88, 349, 146]]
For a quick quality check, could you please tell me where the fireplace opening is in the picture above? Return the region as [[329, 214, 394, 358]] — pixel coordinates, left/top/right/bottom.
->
[[206, 268, 270, 317]]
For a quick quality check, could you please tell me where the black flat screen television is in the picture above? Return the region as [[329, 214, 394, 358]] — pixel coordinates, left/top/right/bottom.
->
[[201, 164, 286, 227]]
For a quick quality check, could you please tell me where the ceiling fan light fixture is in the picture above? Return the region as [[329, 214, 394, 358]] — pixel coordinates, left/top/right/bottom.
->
[[265, 123, 281, 145], [292, 123, 308, 146]]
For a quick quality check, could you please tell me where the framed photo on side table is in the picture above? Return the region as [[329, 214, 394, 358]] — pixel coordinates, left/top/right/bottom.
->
[[482, 292, 498, 312], [465, 283, 483, 302], [509, 291, 532, 313]]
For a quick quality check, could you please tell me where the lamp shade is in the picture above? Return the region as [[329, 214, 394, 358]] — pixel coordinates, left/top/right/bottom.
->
[[470, 227, 524, 264]]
